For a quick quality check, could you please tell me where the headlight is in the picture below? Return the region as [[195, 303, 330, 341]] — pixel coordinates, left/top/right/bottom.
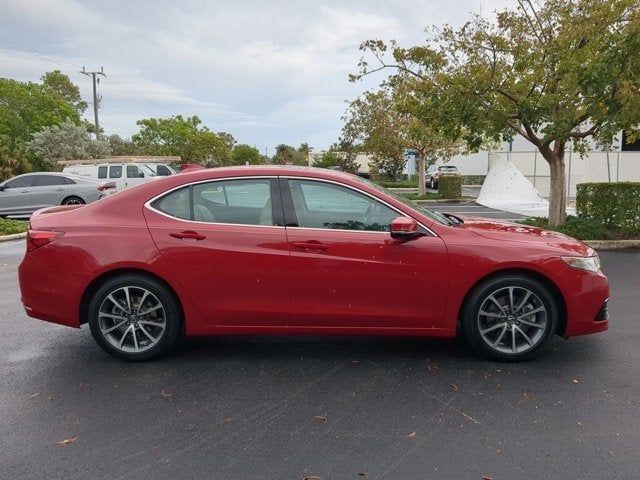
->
[[561, 256, 600, 273]]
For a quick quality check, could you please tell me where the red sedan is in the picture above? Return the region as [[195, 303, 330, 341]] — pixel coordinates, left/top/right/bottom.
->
[[18, 166, 609, 361]]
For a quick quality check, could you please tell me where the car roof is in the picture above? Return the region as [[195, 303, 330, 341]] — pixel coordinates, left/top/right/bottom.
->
[[174, 165, 359, 182], [12, 172, 98, 183]]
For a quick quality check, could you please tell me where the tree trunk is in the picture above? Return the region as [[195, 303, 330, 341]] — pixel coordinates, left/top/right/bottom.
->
[[417, 153, 426, 195], [547, 151, 567, 227]]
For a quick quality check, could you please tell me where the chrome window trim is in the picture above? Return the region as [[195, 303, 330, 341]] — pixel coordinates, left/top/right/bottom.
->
[[144, 174, 437, 236]]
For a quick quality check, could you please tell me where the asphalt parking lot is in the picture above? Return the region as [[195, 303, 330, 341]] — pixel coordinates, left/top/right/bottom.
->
[[1, 239, 639, 480]]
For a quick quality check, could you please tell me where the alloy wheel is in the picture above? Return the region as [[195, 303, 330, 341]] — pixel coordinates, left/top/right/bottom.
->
[[477, 286, 548, 355], [97, 286, 166, 353]]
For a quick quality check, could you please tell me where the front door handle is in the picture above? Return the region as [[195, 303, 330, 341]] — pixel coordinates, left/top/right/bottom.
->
[[170, 230, 206, 241], [291, 241, 330, 252], [21, 190, 30, 193]]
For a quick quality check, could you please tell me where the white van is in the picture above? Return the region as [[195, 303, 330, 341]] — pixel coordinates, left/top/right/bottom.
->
[[62, 163, 159, 190]]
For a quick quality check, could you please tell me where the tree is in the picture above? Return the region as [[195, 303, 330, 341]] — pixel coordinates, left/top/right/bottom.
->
[[0, 78, 80, 145], [107, 134, 140, 156], [312, 150, 340, 169], [41, 70, 87, 114], [132, 115, 231, 165], [353, 0, 640, 225], [28, 119, 110, 163], [341, 90, 407, 180], [231, 144, 264, 165], [272, 144, 296, 164]]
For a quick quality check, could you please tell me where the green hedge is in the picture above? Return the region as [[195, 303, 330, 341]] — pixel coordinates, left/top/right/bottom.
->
[[438, 175, 461, 199], [576, 182, 640, 231], [374, 179, 419, 188], [461, 175, 486, 185], [0, 219, 28, 236]]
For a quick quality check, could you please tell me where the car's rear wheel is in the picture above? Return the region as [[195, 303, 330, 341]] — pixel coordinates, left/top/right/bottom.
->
[[62, 196, 85, 205], [88, 275, 182, 361], [461, 275, 558, 361]]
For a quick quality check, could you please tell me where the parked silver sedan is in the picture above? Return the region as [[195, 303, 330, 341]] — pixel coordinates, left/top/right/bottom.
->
[[0, 172, 114, 218]]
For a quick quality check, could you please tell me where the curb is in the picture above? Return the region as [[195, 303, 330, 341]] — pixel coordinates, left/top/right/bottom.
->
[[584, 239, 640, 251], [415, 198, 476, 204], [0, 232, 27, 243]]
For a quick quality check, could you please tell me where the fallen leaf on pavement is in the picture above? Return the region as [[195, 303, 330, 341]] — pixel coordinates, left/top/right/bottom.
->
[[314, 416, 327, 423], [303, 476, 321, 480], [451, 384, 459, 392], [482, 476, 493, 480], [572, 379, 579, 383], [406, 431, 416, 438], [29, 392, 40, 398], [56, 436, 77, 445], [161, 389, 172, 397]]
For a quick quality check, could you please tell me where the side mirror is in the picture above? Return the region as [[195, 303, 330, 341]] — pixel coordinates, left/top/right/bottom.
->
[[390, 216, 420, 239]]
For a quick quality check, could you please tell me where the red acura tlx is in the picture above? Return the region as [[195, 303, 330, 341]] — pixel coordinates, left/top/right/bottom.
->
[[18, 166, 609, 361]]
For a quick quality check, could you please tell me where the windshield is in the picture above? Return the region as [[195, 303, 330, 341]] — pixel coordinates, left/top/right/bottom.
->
[[137, 164, 158, 176], [439, 166, 458, 172], [353, 176, 451, 225]]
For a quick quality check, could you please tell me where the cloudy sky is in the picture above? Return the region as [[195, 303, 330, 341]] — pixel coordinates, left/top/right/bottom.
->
[[1, 0, 512, 153]]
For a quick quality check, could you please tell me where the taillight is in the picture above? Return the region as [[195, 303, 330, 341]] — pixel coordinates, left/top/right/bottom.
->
[[98, 182, 116, 191], [26, 230, 63, 253]]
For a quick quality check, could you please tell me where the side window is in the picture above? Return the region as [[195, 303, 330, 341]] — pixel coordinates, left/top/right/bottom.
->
[[193, 179, 273, 225], [98, 166, 108, 179], [156, 165, 171, 176], [153, 187, 191, 220], [126, 165, 144, 178], [288, 180, 398, 232], [109, 166, 123, 179], [35, 175, 68, 186], [4, 176, 35, 188]]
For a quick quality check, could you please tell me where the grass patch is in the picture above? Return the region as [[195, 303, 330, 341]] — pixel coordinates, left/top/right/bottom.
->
[[519, 216, 640, 240], [0, 218, 28, 236], [400, 192, 443, 200]]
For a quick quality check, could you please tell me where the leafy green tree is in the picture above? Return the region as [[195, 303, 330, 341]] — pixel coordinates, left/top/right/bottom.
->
[[0, 78, 80, 145], [107, 134, 140, 156], [272, 144, 296, 164], [41, 70, 87, 114], [28, 119, 110, 163], [0, 135, 33, 181], [132, 115, 231, 165], [231, 144, 264, 165], [312, 150, 340, 168], [353, 0, 640, 225]]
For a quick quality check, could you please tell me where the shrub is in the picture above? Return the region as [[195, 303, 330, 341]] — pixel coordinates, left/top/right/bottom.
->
[[0, 218, 27, 235], [461, 175, 485, 185], [576, 182, 640, 232], [373, 179, 419, 188], [438, 175, 461, 199]]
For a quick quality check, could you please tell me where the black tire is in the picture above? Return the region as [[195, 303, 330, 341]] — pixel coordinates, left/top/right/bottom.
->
[[62, 196, 85, 205], [88, 275, 182, 361], [461, 275, 558, 361]]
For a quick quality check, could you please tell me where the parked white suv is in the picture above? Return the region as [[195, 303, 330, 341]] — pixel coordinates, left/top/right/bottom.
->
[[63, 163, 159, 190]]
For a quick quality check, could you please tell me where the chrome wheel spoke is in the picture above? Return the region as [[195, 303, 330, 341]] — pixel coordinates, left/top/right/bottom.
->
[[508, 287, 515, 311], [492, 325, 508, 347], [139, 320, 164, 328], [107, 294, 129, 314], [515, 325, 533, 346], [479, 310, 505, 319], [138, 324, 156, 342], [518, 306, 545, 319], [480, 322, 507, 335], [99, 313, 127, 321], [131, 326, 139, 351], [488, 295, 507, 315], [138, 304, 162, 316], [118, 325, 132, 348], [519, 318, 545, 329], [136, 290, 150, 314], [102, 320, 127, 334], [514, 291, 531, 314]]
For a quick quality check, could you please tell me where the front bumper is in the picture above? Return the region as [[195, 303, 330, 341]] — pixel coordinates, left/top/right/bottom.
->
[[556, 266, 609, 337]]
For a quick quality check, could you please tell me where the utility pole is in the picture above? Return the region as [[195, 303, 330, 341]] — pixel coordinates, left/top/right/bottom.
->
[[80, 66, 106, 139]]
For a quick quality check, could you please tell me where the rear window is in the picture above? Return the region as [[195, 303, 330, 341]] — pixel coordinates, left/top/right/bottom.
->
[[439, 166, 458, 172], [98, 166, 108, 179]]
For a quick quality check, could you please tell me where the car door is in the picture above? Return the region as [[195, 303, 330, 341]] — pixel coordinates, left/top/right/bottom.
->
[[283, 178, 449, 329], [30, 175, 71, 210], [144, 177, 291, 327], [108, 165, 125, 190], [0, 175, 35, 216]]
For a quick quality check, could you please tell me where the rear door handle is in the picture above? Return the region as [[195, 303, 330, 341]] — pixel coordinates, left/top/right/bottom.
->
[[170, 230, 206, 241], [291, 241, 330, 252]]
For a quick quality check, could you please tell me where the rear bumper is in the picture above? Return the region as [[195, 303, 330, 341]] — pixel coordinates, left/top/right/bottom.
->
[[557, 267, 610, 337], [18, 248, 88, 328]]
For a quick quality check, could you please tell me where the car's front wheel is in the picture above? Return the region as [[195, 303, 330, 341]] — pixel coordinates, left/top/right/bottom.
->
[[461, 275, 558, 361], [88, 275, 182, 361], [62, 196, 85, 205]]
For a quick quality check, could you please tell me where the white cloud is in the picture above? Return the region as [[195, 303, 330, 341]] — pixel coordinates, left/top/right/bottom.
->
[[0, 0, 514, 148]]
